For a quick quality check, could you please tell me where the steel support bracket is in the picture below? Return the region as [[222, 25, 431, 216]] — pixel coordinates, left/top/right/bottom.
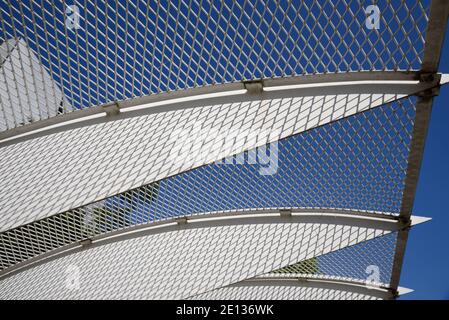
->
[[416, 87, 440, 97], [390, 288, 400, 299], [244, 80, 264, 94], [79, 238, 92, 247], [279, 209, 292, 218], [175, 217, 188, 225], [398, 216, 412, 231], [416, 73, 441, 97], [296, 277, 309, 283], [418, 72, 437, 83]]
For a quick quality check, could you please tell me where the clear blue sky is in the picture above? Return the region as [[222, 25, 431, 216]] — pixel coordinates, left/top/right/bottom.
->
[[399, 24, 449, 300]]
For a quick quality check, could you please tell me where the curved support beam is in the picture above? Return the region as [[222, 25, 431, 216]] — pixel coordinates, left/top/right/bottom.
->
[[190, 275, 413, 300], [0, 207, 430, 280], [1, 71, 446, 145]]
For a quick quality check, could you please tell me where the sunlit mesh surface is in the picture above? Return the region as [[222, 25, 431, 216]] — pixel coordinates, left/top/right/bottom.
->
[[187, 233, 397, 300], [0, 38, 73, 128], [0, 98, 415, 271], [0, 0, 429, 130], [0, 219, 390, 300]]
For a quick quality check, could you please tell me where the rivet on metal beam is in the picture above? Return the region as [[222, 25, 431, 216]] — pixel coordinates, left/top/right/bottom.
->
[[279, 209, 292, 218], [102, 102, 120, 116], [79, 238, 92, 247], [244, 80, 264, 94]]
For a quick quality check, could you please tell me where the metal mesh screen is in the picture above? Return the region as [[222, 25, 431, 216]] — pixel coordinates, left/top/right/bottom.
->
[[188, 232, 398, 299], [271, 232, 397, 286], [189, 282, 383, 300], [0, 0, 429, 130], [0, 92, 405, 232], [0, 219, 391, 299], [0, 97, 415, 271]]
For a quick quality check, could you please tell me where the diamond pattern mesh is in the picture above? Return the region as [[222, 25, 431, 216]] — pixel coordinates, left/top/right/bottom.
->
[[0, 0, 429, 130], [0, 220, 390, 299], [0, 98, 415, 271], [188, 232, 398, 299], [0, 92, 404, 232], [271, 232, 397, 285]]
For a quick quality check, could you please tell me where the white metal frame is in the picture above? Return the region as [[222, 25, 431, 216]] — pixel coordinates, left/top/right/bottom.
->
[[0, 207, 430, 280]]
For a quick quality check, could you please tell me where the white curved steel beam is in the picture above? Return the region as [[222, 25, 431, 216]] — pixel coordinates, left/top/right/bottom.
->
[[0, 210, 417, 299], [0, 208, 430, 280], [0, 1, 431, 134], [0, 92, 417, 232], [1, 71, 447, 144]]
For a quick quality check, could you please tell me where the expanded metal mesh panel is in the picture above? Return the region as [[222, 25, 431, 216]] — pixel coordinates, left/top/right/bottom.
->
[[151, 99, 415, 215], [0, 0, 429, 130], [189, 233, 398, 299], [0, 0, 445, 301], [0, 38, 73, 129], [0, 93, 404, 232], [0, 98, 415, 270], [0, 220, 389, 299], [271, 232, 397, 286]]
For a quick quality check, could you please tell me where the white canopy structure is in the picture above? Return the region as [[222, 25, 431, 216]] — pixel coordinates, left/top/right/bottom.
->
[[0, 0, 448, 300]]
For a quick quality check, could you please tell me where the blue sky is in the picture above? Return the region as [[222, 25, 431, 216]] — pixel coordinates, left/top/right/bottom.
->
[[399, 24, 449, 300]]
